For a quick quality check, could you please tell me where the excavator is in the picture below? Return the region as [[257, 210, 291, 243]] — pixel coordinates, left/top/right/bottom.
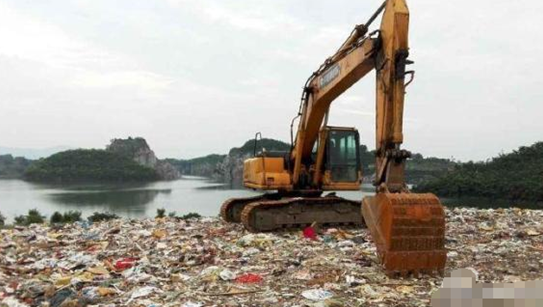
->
[[221, 0, 446, 276]]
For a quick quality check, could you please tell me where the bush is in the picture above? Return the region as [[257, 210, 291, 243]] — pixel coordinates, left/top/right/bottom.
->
[[180, 212, 201, 220], [0, 211, 5, 227], [14, 209, 45, 226], [50, 211, 82, 224], [50, 212, 64, 224], [168, 211, 178, 218], [63, 211, 82, 223], [156, 208, 166, 219], [87, 212, 119, 223]]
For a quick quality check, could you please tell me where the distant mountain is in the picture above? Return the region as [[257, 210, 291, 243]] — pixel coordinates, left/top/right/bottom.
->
[[0, 146, 72, 159]]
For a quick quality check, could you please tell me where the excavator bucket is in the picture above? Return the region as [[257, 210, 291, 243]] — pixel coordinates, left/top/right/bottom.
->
[[362, 193, 447, 277]]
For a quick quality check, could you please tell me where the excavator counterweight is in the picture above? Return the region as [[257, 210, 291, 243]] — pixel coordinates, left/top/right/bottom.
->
[[221, 0, 447, 277]]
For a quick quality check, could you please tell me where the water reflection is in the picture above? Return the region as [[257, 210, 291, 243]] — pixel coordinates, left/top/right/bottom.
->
[[49, 189, 172, 213]]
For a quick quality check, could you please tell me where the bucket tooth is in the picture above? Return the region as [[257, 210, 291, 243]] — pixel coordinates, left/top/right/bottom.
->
[[362, 193, 447, 276]]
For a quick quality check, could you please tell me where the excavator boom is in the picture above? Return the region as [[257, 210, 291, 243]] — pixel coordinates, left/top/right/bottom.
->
[[360, 0, 446, 276]]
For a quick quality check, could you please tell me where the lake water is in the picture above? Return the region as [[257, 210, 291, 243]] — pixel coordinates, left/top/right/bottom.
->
[[0, 177, 373, 223], [2, 177, 540, 223]]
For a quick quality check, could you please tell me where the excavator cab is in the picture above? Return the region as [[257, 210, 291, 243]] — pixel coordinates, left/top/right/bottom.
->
[[321, 127, 362, 190]]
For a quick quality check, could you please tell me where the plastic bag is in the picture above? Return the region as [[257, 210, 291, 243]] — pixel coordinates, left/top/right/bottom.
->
[[235, 273, 263, 284], [303, 226, 317, 240], [115, 257, 138, 270], [301, 289, 334, 301]]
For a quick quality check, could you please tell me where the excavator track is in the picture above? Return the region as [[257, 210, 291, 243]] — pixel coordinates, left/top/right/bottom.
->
[[240, 196, 364, 232], [221, 191, 323, 223], [362, 193, 447, 277], [221, 195, 271, 223]]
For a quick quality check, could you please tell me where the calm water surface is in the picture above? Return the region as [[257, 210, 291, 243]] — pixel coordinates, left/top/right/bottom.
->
[[0, 177, 373, 222], [2, 178, 539, 223]]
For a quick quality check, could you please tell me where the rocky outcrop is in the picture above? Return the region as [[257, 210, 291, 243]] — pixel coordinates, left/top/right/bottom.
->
[[165, 154, 226, 178], [212, 152, 251, 188], [154, 160, 181, 181], [107, 137, 180, 180]]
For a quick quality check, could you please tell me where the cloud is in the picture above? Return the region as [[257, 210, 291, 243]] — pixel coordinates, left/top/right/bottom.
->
[[165, 0, 306, 34], [0, 3, 125, 70], [0, 0, 542, 160], [70, 70, 173, 91]]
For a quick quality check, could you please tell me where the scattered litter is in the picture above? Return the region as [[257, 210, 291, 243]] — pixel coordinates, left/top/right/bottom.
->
[[302, 289, 334, 301], [303, 226, 318, 240], [235, 273, 263, 284], [219, 269, 236, 281], [114, 257, 138, 271], [1, 208, 542, 306]]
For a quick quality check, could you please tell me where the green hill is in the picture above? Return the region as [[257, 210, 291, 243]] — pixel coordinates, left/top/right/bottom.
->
[[415, 142, 543, 201], [24, 149, 159, 183], [0, 155, 33, 179]]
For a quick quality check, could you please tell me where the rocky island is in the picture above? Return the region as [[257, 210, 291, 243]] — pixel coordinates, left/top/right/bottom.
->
[[23, 137, 179, 183]]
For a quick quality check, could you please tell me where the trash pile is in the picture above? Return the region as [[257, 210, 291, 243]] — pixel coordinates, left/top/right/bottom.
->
[[1, 207, 542, 307]]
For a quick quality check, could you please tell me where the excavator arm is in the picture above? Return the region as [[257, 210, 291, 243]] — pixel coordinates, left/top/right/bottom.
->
[[291, 33, 377, 185], [291, 0, 447, 276], [291, 5, 384, 187]]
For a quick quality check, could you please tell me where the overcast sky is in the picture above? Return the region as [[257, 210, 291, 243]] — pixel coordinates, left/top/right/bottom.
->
[[0, 0, 542, 161]]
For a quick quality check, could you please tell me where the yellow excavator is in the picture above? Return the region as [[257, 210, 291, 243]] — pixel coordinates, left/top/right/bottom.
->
[[221, 0, 446, 276]]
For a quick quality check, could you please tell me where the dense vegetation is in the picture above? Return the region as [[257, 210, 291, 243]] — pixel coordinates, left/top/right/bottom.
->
[[24, 149, 159, 183], [359, 145, 454, 184], [406, 154, 456, 184], [0, 154, 33, 179], [415, 142, 543, 201], [359, 145, 375, 175]]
